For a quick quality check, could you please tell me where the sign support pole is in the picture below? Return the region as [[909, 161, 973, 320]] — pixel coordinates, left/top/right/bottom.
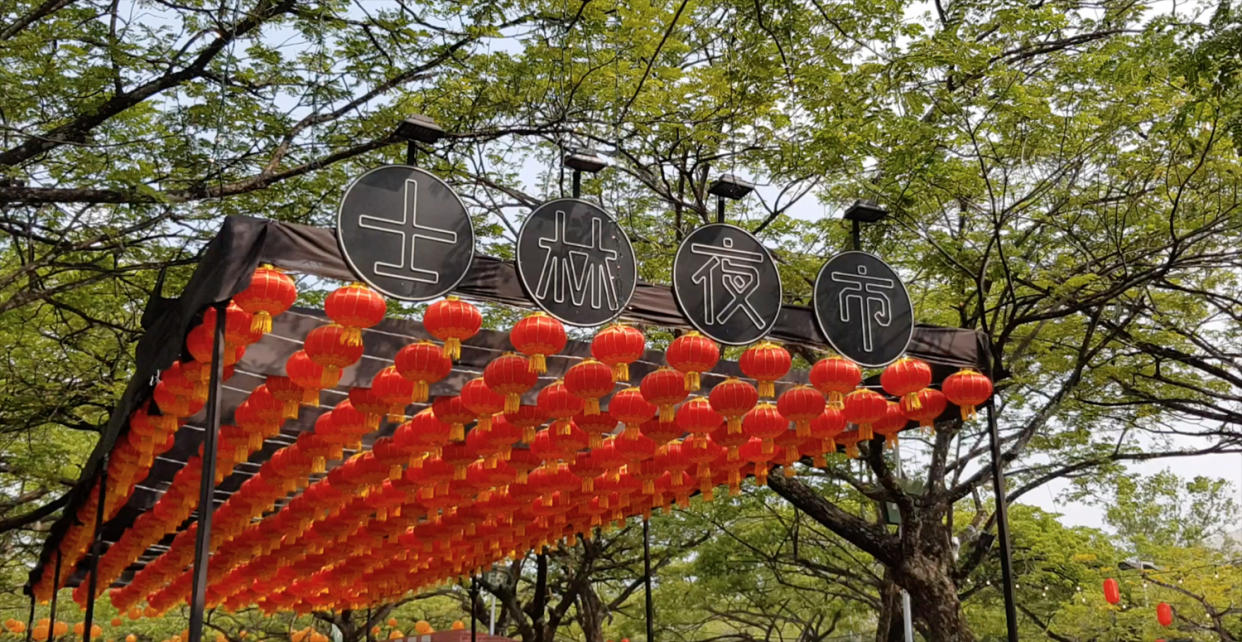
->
[[82, 457, 109, 642], [986, 398, 1020, 642], [643, 517, 654, 642], [572, 169, 582, 199], [46, 550, 60, 642], [189, 301, 227, 642]]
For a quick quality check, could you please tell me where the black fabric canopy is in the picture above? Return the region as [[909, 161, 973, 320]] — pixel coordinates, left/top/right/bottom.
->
[[30, 215, 991, 593]]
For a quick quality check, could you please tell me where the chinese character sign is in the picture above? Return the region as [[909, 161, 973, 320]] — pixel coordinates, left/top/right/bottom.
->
[[516, 199, 637, 326], [672, 224, 782, 345], [336, 166, 475, 301], [813, 252, 914, 367]]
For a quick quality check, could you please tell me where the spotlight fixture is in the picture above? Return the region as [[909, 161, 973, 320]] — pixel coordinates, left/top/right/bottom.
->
[[394, 114, 445, 144], [708, 174, 754, 223], [842, 199, 888, 222], [563, 148, 608, 174]]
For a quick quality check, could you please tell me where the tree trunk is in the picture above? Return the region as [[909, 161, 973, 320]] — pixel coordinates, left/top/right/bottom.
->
[[575, 584, 607, 642]]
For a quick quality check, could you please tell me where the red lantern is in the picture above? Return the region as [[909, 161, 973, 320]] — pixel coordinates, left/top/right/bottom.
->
[[807, 408, 845, 466], [666, 331, 718, 392], [709, 378, 758, 435], [484, 353, 537, 413], [460, 378, 505, 431], [394, 341, 452, 402], [200, 302, 261, 348], [1156, 601, 1172, 627], [504, 404, 548, 444], [233, 265, 297, 333], [871, 402, 908, 448], [608, 387, 656, 439], [743, 403, 787, 455], [1103, 578, 1120, 605], [422, 296, 481, 360], [809, 356, 861, 409], [639, 367, 687, 422], [777, 385, 825, 438], [641, 417, 683, 447], [738, 437, 773, 486], [835, 429, 863, 459], [842, 388, 887, 440], [676, 398, 722, 438], [325, 283, 386, 347], [900, 388, 947, 431], [432, 396, 474, 442], [591, 324, 645, 381], [574, 410, 616, 449], [709, 421, 748, 462], [265, 375, 304, 419], [881, 357, 932, 409], [371, 366, 414, 421], [286, 350, 334, 402], [564, 359, 615, 415], [942, 369, 993, 420], [510, 312, 566, 374], [739, 341, 791, 398], [537, 380, 583, 436], [304, 324, 364, 384]]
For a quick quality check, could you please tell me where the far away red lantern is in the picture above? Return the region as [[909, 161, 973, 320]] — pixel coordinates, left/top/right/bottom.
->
[[1103, 578, 1120, 605], [303, 324, 364, 385], [591, 324, 645, 381], [609, 387, 655, 439], [740, 341, 791, 398], [901, 388, 947, 432], [743, 403, 787, 455], [325, 283, 386, 347], [942, 368, 994, 420], [460, 378, 505, 431], [233, 264, 297, 334], [1156, 601, 1172, 627], [423, 296, 481, 360], [510, 312, 566, 374], [666, 331, 718, 392]]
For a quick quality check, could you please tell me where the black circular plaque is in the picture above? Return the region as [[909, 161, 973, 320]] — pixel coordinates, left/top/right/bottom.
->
[[813, 251, 914, 367], [336, 165, 474, 301], [516, 198, 637, 326], [672, 224, 782, 345]]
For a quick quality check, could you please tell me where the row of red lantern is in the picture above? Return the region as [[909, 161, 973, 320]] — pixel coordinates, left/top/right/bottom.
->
[[36, 267, 296, 602], [1103, 578, 1175, 628], [110, 295, 485, 614]]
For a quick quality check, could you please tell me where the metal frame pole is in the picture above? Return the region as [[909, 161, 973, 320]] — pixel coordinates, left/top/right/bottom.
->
[[469, 576, 478, 642], [83, 458, 109, 642], [986, 398, 1020, 642], [643, 517, 654, 642], [46, 550, 61, 642], [24, 594, 35, 642], [189, 301, 228, 642], [406, 141, 417, 167]]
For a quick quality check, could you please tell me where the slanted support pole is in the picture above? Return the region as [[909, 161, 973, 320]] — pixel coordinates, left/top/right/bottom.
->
[[469, 576, 479, 642], [189, 301, 228, 642], [986, 398, 1019, 642], [83, 458, 109, 642], [46, 551, 61, 642], [24, 594, 34, 642], [643, 517, 654, 642]]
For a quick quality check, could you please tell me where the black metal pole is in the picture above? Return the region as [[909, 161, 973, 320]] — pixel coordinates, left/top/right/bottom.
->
[[24, 594, 35, 642], [643, 517, 654, 642], [851, 219, 861, 251], [716, 196, 725, 224], [986, 398, 1019, 642], [189, 301, 227, 642], [470, 576, 478, 642], [46, 550, 60, 642], [406, 141, 417, 167], [82, 457, 109, 642], [572, 169, 582, 199]]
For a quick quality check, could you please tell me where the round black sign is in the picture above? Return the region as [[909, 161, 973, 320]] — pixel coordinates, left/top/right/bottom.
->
[[515, 198, 637, 326], [336, 165, 474, 301], [672, 224, 782, 345], [813, 251, 914, 367]]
